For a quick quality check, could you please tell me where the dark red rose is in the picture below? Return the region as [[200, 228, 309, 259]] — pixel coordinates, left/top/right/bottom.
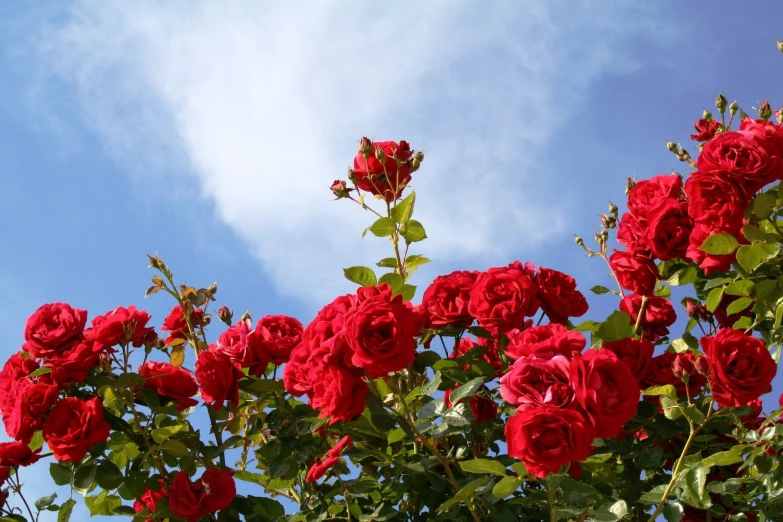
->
[[609, 250, 658, 296], [253, 315, 304, 365], [697, 129, 782, 192], [690, 118, 721, 142], [306, 435, 352, 483], [645, 198, 693, 261], [345, 284, 424, 378], [702, 328, 777, 407], [641, 352, 705, 396], [133, 479, 167, 522], [23, 303, 87, 359], [602, 338, 654, 384], [686, 224, 737, 275], [500, 353, 576, 411], [215, 319, 268, 376], [572, 349, 639, 438], [310, 363, 368, 424], [616, 213, 649, 251], [421, 270, 479, 328], [43, 337, 103, 386], [506, 405, 593, 478], [161, 305, 204, 345], [444, 385, 498, 423], [352, 140, 414, 201], [685, 172, 747, 232], [505, 324, 585, 361], [90, 306, 155, 348], [195, 348, 243, 410], [627, 175, 682, 224], [468, 261, 539, 332], [0, 352, 39, 416], [138, 362, 198, 411], [42, 397, 111, 462], [535, 267, 588, 324], [4, 380, 59, 443], [0, 441, 40, 467], [619, 294, 676, 340], [169, 470, 236, 522]]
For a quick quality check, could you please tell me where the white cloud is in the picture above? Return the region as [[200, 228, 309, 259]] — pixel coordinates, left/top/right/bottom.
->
[[33, 0, 666, 306]]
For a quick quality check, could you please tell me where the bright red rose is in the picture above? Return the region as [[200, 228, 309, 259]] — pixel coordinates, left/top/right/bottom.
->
[[306, 435, 353, 483], [133, 479, 167, 522], [506, 405, 594, 479], [627, 174, 682, 223], [195, 348, 243, 410], [697, 129, 782, 192], [215, 319, 268, 376], [702, 328, 777, 407], [505, 324, 585, 361], [609, 250, 658, 296], [500, 353, 576, 411], [616, 213, 649, 252], [421, 270, 479, 328], [686, 223, 737, 275], [43, 337, 103, 386], [535, 267, 588, 324], [42, 397, 111, 462], [684, 172, 747, 231], [619, 294, 676, 340], [352, 140, 414, 201], [0, 441, 40, 467], [444, 385, 498, 423], [602, 338, 654, 384], [468, 261, 539, 332], [253, 315, 304, 365], [138, 362, 198, 411], [0, 352, 39, 415], [571, 349, 639, 438], [645, 199, 693, 261], [345, 284, 423, 378], [4, 380, 59, 443], [690, 118, 721, 142], [169, 469, 236, 522], [23, 303, 87, 359], [310, 363, 368, 424], [90, 305, 155, 348], [161, 306, 204, 345], [451, 337, 503, 376]]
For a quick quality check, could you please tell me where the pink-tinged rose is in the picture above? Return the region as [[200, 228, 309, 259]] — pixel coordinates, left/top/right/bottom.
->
[[253, 315, 304, 365], [42, 397, 111, 462], [645, 198, 693, 261], [352, 140, 414, 202], [505, 324, 585, 361], [90, 306, 156, 348], [535, 267, 588, 324], [500, 353, 576, 411], [627, 174, 682, 224], [602, 338, 654, 384], [23, 303, 87, 359], [609, 250, 658, 296], [306, 436, 353, 483], [139, 361, 198, 411], [169, 470, 236, 521], [619, 294, 676, 341], [506, 405, 593, 478], [421, 270, 479, 328], [690, 118, 721, 142], [195, 348, 243, 410], [161, 306, 204, 345]]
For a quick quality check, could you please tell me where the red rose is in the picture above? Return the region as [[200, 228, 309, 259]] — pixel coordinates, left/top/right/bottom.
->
[[138, 362, 198, 411], [133, 479, 167, 522], [169, 469, 236, 522], [505, 324, 585, 361], [602, 338, 654, 384], [451, 337, 503, 376], [701, 328, 776, 407], [609, 250, 658, 296], [572, 349, 639, 438], [345, 284, 423, 378], [0, 441, 40, 467], [500, 353, 576, 411], [195, 348, 243, 410], [43, 337, 104, 386], [627, 175, 682, 223], [0, 352, 39, 415], [686, 224, 737, 275], [215, 319, 268, 376], [310, 363, 368, 424], [444, 385, 497, 423], [684, 172, 747, 232], [161, 305, 204, 345], [690, 118, 721, 142], [468, 261, 539, 332], [352, 140, 414, 201], [4, 380, 59, 443], [42, 397, 111, 462], [23, 303, 87, 359], [421, 270, 479, 328], [641, 352, 705, 396], [697, 129, 782, 191], [506, 405, 593, 478], [616, 213, 649, 251], [306, 435, 353, 483], [253, 315, 304, 365], [645, 199, 693, 261], [535, 268, 588, 324], [619, 294, 676, 340], [90, 306, 155, 348]]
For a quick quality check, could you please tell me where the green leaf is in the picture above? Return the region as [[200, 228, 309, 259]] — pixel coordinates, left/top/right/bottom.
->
[[161, 439, 190, 458], [57, 499, 76, 522], [643, 384, 678, 400], [50, 462, 72, 486], [459, 459, 507, 477], [670, 339, 690, 354], [379, 272, 404, 293], [705, 287, 724, 313], [725, 280, 756, 297], [660, 395, 683, 420], [387, 428, 407, 444], [591, 500, 628, 522], [95, 460, 124, 490], [492, 476, 523, 498], [401, 220, 427, 243], [679, 465, 711, 509], [736, 242, 779, 273], [667, 266, 698, 286], [436, 477, 489, 512], [376, 257, 397, 268], [343, 266, 377, 287], [596, 311, 634, 342], [400, 284, 416, 301], [73, 463, 97, 495], [404, 254, 430, 269], [702, 445, 747, 467], [662, 502, 684, 522], [448, 377, 485, 404], [391, 191, 416, 223], [28, 431, 44, 452], [84, 491, 122, 516], [34, 493, 57, 511], [28, 366, 52, 378], [639, 485, 668, 504], [590, 285, 612, 295], [368, 217, 397, 237], [753, 192, 778, 219], [151, 424, 185, 444], [700, 233, 739, 255], [421, 371, 442, 395], [725, 297, 753, 315]]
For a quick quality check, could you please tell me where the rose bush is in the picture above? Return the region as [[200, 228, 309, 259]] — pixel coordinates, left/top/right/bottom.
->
[[3, 87, 783, 522]]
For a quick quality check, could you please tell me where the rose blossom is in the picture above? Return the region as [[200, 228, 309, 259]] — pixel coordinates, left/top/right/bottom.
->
[[619, 294, 676, 340], [602, 338, 654, 384], [352, 140, 414, 201], [161, 305, 204, 345], [169, 469, 236, 521], [195, 348, 243, 410], [697, 129, 782, 191], [253, 315, 304, 365], [684, 172, 747, 232], [133, 479, 167, 522], [0, 441, 40, 467], [451, 337, 503, 376], [22, 302, 88, 359], [690, 118, 721, 142], [505, 324, 585, 361], [616, 213, 649, 252], [43, 337, 104, 386], [468, 261, 539, 332], [139, 361, 198, 411], [4, 380, 59, 443], [215, 319, 268, 376], [627, 174, 682, 224], [535, 267, 588, 324], [42, 397, 111, 462], [421, 270, 479, 328], [609, 250, 658, 296], [90, 305, 156, 348], [306, 435, 353, 483], [444, 385, 498, 423], [641, 352, 705, 396], [310, 363, 368, 424], [645, 198, 693, 261], [686, 223, 738, 275], [500, 353, 576, 411]]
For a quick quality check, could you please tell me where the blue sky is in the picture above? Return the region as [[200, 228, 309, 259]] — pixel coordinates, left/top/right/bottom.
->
[[2, 1, 783, 519]]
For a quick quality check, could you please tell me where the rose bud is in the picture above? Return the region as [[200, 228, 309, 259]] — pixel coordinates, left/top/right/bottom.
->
[[217, 306, 233, 326], [759, 101, 773, 121], [625, 177, 636, 195], [666, 141, 678, 153], [358, 137, 373, 157], [410, 150, 424, 172], [240, 310, 252, 323], [729, 99, 739, 116], [695, 356, 710, 376], [685, 299, 711, 322], [673, 353, 695, 379], [715, 93, 728, 113], [600, 214, 616, 229], [330, 180, 353, 199], [374, 145, 386, 163], [702, 109, 712, 120], [608, 202, 618, 217]]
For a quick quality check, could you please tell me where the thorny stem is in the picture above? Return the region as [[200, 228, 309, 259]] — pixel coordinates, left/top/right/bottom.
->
[[634, 296, 650, 335]]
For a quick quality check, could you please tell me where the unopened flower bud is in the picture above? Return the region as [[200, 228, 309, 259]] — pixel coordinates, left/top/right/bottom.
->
[[347, 168, 357, 185], [776, 39, 783, 53], [673, 354, 695, 379], [601, 214, 616, 229], [666, 141, 678, 153], [358, 137, 373, 157], [702, 109, 712, 121], [759, 101, 773, 121], [625, 177, 636, 196], [574, 235, 585, 248], [695, 356, 710, 376], [715, 93, 728, 114], [729, 100, 739, 116], [374, 146, 386, 164], [410, 150, 424, 172], [240, 310, 252, 323], [600, 230, 609, 243], [207, 282, 218, 297], [685, 299, 711, 322], [677, 147, 692, 162], [217, 306, 233, 326], [777, 108, 783, 125], [740, 110, 749, 121], [608, 202, 618, 217], [330, 179, 353, 199]]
